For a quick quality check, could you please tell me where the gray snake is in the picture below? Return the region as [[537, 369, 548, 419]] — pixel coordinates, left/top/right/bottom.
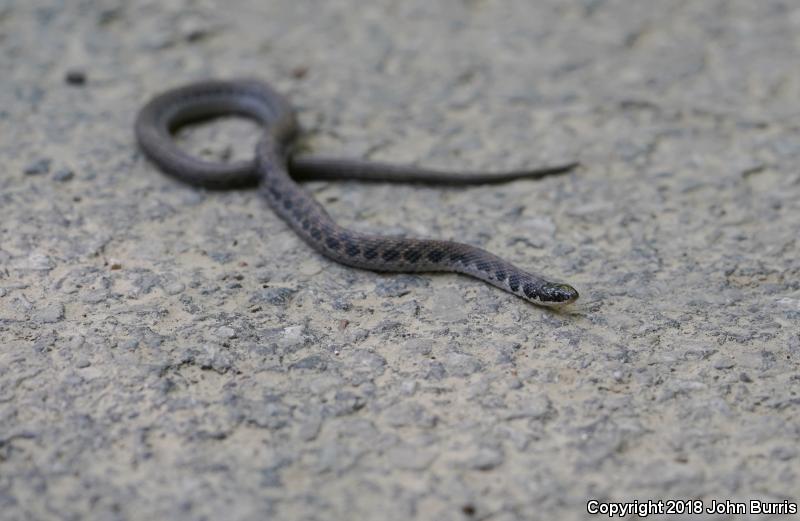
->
[[135, 79, 579, 306]]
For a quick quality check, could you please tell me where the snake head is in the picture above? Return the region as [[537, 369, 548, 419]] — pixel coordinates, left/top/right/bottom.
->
[[537, 283, 579, 306]]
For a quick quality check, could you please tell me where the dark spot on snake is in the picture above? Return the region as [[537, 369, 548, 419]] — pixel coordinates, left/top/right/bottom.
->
[[476, 261, 491, 272], [449, 252, 467, 264], [523, 282, 538, 300], [268, 186, 282, 200], [495, 269, 506, 280], [382, 249, 400, 262], [283, 198, 293, 210], [403, 249, 422, 263], [345, 242, 360, 257], [508, 274, 520, 292], [364, 246, 379, 260], [310, 228, 322, 240], [326, 237, 340, 250], [427, 250, 445, 263], [301, 220, 310, 230]]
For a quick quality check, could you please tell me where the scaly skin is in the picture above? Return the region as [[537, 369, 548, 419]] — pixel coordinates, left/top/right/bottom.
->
[[135, 79, 579, 306]]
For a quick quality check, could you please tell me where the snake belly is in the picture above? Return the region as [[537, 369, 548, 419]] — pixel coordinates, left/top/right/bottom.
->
[[135, 79, 579, 306]]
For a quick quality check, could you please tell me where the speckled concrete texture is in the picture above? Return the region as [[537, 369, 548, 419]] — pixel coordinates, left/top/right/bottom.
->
[[2, 1, 799, 520]]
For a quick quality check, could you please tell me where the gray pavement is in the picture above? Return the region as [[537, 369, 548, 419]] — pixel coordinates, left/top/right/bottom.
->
[[1, 1, 799, 520]]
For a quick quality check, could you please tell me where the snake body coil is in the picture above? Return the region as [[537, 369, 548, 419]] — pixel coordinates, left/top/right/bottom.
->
[[135, 79, 579, 306]]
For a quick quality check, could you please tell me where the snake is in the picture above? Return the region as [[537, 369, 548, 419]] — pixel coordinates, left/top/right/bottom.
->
[[135, 79, 579, 306]]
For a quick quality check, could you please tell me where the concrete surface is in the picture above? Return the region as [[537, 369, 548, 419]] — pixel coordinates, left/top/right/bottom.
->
[[2, 0, 799, 520]]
